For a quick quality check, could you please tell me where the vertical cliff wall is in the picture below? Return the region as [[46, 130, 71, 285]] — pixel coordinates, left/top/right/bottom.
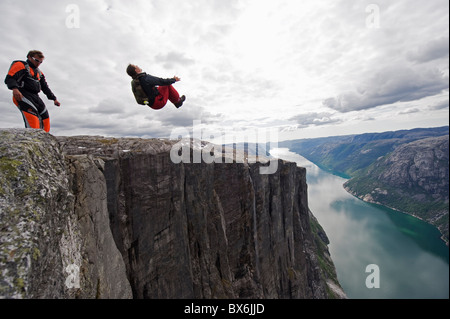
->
[[0, 129, 344, 299], [0, 129, 132, 298]]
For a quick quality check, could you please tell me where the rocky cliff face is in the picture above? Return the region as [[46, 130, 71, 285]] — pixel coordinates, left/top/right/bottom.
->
[[0, 129, 132, 298], [0, 129, 344, 299], [344, 135, 449, 243]]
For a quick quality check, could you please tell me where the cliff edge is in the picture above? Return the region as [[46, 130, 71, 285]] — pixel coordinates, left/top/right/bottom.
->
[[0, 129, 344, 299]]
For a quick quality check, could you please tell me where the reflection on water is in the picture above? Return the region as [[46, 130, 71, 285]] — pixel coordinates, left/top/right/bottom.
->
[[271, 148, 449, 299]]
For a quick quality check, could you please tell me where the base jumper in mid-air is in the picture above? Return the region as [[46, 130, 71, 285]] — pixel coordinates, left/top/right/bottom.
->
[[126, 64, 185, 109]]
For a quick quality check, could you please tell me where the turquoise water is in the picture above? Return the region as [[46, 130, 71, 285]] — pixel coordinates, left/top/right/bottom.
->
[[271, 148, 449, 299]]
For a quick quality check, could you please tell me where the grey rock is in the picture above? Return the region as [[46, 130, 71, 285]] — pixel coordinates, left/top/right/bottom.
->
[[0, 129, 72, 298], [57, 135, 344, 299], [345, 135, 449, 243], [64, 154, 132, 298], [0, 129, 132, 298], [1, 130, 344, 299]]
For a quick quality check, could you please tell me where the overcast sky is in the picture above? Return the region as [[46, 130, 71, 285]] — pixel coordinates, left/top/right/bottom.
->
[[0, 0, 448, 142]]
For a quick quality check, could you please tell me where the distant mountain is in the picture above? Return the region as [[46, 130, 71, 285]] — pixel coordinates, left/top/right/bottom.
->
[[344, 135, 449, 243], [280, 126, 449, 178], [280, 126, 449, 244]]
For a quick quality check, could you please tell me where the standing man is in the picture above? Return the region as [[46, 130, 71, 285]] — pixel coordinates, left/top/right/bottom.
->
[[4, 50, 60, 133]]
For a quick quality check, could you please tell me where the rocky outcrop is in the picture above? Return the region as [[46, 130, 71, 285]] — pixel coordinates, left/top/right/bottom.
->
[[0, 129, 132, 298], [0, 129, 344, 299], [344, 135, 449, 243], [1, 129, 73, 298], [0, 130, 132, 298]]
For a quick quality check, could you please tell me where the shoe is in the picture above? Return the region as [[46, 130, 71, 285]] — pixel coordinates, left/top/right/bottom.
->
[[175, 95, 186, 108]]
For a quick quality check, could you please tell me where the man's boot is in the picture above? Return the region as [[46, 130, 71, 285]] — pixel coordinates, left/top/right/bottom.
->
[[175, 95, 186, 108]]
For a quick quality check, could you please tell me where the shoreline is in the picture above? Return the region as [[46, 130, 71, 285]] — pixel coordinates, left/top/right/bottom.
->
[[343, 185, 449, 247], [273, 148, 449, 248]]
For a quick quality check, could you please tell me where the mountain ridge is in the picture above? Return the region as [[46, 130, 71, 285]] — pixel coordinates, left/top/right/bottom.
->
[[344, 135, 449, 243], [279, 126, 449, 177]]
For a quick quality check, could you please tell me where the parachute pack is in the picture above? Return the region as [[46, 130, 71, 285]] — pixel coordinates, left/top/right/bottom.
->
[[11, 60, 43, 88], [131, 78, 149, 105]]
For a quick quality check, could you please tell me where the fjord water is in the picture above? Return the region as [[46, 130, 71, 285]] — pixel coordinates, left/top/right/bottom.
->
[[271, 148, 449, 299]]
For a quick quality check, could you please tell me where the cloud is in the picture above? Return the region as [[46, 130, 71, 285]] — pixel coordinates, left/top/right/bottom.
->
[[323, 66, 448, 113], [398, 108, 420, 115], [154, 104, 224, 128], [289, 112, 342, 128], [0, 0, 448, 140], [407, 37, 450, 63], [154, 52, 196, 70], [89, 99, 126, 114], [428, 99, 449, 110]]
